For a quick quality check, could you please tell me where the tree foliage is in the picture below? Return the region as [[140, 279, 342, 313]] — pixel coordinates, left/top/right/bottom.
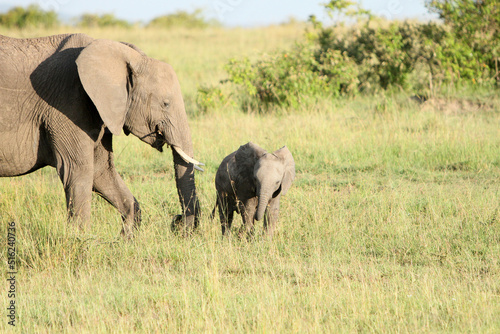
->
[[225, 45, 358, 109], [148, 9, 220, 29], [216, 0, 499, 111], [0, 4, 59, 29], [426, 0, 500, 82], [0, 5, 219, 30], [75, 13, 132, 28]]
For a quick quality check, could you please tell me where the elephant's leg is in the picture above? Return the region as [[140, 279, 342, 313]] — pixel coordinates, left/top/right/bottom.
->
[[57, 161, 94, 229], [92, 133, 140, 239], [240, 197, 257, 239], [93, 169, 140, 238], [52, 129, 95, 229], [217, 194, 235, 235], [264, 196, 281, 236]]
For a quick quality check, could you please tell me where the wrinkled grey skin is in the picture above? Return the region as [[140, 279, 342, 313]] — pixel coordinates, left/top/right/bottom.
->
[[0, 33, 201, 238], [213, 142, 295, 237]]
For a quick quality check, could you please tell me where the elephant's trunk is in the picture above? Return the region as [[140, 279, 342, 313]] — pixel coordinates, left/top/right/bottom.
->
[[255, 189, 271, 221], [160, 107, 201, 230], [173, 149, 200, 229]]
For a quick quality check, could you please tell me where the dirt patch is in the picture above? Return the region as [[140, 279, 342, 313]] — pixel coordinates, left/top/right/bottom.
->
[[412, 96, 497, 115]]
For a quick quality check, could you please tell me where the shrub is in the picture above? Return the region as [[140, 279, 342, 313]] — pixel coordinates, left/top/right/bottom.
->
[[210, 0, 499, 111], [147, 9, 220, 29], [320, 20, 495, 91], [426, 0, 500, 84], [196, 86, 231, 113], [0, 5, 59, 29], [320, 22, 417, 90], [76, 13, 131, 28], [224, 44, 359, 109]]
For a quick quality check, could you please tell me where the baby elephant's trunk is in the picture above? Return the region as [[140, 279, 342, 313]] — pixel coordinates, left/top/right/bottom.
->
[[255, 191, 271, 221]]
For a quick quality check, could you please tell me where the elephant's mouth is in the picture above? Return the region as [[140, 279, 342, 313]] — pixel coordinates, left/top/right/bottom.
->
[[151, 123, 205, 171], [152, 132, 167, 152], [151, 123, 169, 152], [124, 124, 166, 151]]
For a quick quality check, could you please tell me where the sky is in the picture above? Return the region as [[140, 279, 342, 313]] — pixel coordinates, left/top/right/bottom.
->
[[0, 0, 435, 27]]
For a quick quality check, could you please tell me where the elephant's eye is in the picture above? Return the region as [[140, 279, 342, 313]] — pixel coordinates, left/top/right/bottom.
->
[[163, 101, 170, 109]]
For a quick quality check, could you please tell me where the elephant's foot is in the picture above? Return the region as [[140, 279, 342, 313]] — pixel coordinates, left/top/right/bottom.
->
[[120, 210, 141, 240], [120, 223, 135, 240], [237, 225, 255, 241], [171, 214, 198, 236], [67, 213, 91, 232]]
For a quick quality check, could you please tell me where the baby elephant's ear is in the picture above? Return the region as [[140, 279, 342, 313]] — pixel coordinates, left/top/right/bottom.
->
[[274, 146, 295, 195]]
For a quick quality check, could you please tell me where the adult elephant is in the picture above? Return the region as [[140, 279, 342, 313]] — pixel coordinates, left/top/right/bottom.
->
[[0, 33, 203, 238]]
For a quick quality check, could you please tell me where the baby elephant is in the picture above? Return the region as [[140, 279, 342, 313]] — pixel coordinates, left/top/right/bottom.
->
[[213, 142, 295, 237]]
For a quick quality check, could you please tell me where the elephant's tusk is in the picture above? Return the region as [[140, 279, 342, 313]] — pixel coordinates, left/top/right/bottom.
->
[[173, 146, 205, 172], [193, 165, 205, 172]]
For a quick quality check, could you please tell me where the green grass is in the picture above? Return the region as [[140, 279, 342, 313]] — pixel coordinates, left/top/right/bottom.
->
[[1, 26, 500, 332]]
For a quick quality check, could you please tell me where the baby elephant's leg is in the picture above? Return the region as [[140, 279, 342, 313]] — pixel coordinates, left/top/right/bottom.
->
[[239, 197, 258, 239], [218, 194, 235, 235], [264, 196, 281, 236]]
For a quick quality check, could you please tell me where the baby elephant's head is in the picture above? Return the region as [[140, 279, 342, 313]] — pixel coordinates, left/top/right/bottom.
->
[[253, 146, 295, 221]]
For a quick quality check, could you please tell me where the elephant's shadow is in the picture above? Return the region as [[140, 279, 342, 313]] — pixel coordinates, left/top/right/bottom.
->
[[30, 38, 102, 142]]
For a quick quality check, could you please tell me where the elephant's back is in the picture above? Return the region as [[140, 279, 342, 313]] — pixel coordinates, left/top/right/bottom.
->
[[0, 33, 93, 49], [215, 151, 255, 196], [215, 152, 236, 190], [0, 33, 93, 90], [0, 33, 93, 63]]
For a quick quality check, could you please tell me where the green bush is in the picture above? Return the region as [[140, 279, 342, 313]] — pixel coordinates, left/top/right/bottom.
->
[[321, 21, 495, 91], [320, 22, 416, 90], [196, 86, 231, 113], [76, 14, 131, 28], [0, 5, 59, 29], [224, 44, 358, 109], [426, 0, 500, 84], [202, 0, 499, 111], [147, 9, 220, 29]]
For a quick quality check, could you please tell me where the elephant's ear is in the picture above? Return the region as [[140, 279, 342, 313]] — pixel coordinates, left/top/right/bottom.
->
[[235, 142, 267, 173], [76, 39, 143, 135], [274, 146, 295, 195]]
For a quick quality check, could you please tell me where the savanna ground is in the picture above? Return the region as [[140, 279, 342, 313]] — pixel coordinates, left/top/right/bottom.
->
[[0, 25, 499, 333]]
